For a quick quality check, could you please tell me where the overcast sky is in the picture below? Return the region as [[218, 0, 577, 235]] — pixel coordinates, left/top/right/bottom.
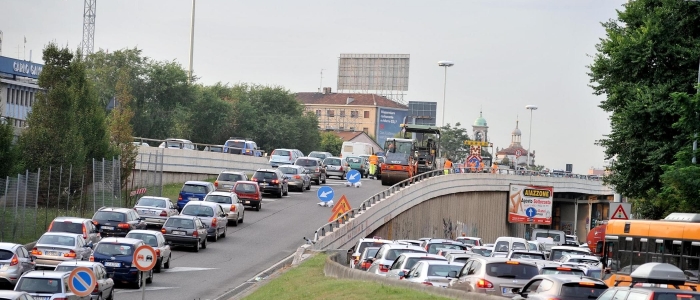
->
[[0, 0, 626, 173]]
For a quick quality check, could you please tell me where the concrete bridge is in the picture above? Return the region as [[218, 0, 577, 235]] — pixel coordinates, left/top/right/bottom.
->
[[313, 170, 614, 250]]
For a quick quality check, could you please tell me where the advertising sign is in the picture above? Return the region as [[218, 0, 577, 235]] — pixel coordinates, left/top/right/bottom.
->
[[508, 184, 554, 225], [376, 107, 408, 146], [0, 56, 43, 79]]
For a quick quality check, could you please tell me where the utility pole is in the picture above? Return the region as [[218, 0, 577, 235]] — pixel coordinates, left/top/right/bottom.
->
[[187, 0, 196, 83]]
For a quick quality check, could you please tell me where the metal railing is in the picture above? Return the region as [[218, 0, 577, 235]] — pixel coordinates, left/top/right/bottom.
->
[[312, 167, 606, 243], [132, 136, 268, 156]]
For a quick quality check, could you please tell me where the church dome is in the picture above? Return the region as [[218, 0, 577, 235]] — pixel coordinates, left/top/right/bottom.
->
[[473, 111, 487, 127], [512, 127, 521, 136]]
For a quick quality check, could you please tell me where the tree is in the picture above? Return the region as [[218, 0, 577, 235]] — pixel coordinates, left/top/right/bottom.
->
[[109, 68, 137, 195], [0, 121, 19, 178], [71, 53, 110, 160], [320, 132, 343, 155], [439, 123, 470, 160], [501, 157, 511, 166], [588, 0, 700, 200]]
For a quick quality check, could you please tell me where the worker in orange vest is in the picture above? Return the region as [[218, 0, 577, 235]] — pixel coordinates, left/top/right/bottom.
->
[[369, 152, 379, 179], [443, 158, 453, 175]]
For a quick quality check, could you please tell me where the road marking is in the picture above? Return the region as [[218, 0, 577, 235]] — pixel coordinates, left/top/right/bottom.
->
[[162, 267, 218, 273], [115, 286, 179, 294], [261, 199, 276, 202]]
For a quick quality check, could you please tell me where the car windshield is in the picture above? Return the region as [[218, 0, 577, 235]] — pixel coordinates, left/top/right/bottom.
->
[[472, 248, 492, 257], [218, 173, 245, 182], [405, 257, 442, 269], [528, 243, 538, 251], [278, 167, 298, 174], [16, 277, 63, 294], [235, 183, 257, 193], [0, 250, 14, 260], [385, 249, 422, 261], [510, 253, 545, 260], [364, 248, 380, 258], [181, 205, 214, 217], [427, 264, 463, 277], [272, 150, 290, 156], [535, 232, 562, 242], [166, 141, 184, 148], [253, 172, 277, 180], [209, 146, 223, 152], [49, 221, 83, 234], [165, 218, 194, 229], [295, 159, 318, 167], [551, 249, 590, 261], [569, 258, 599, 264], [428, 243, 465, 254], [346, 157, 361, 163], [94, 243, 134, 256], [358, 242, 388, 256], [93, 211, 126, 222], [38, 235, 75, 247], [226, 141, 245, 148], [181, 184, 208, 194], [560, 283, 608, 298], [126, 233, 159, 247], [541, 267, 586, 276], [485, 263, 539, 279], [461, 239, 479, 246], [309, 153, 326, 159], [205, 195, 232, 204], [136, 197, 167, 208], [324, 158, 341, 166]]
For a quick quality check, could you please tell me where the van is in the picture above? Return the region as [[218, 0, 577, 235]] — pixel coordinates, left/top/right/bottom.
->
[[493, 236, 529, 253], [340, 141, 374, 158], [531, 229, 566, 246]]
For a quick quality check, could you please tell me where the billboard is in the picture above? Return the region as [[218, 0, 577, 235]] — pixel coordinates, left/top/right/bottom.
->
[[408, 101, 437, 126], [0, 56, 43, 79], [508, 184, 554, 225], [376, 107, 408, 147], [337, 54, 410, 91]]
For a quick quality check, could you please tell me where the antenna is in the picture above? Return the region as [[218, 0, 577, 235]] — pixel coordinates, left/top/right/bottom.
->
[[319, 69, 325, 93], [81, 0, 96, 58]]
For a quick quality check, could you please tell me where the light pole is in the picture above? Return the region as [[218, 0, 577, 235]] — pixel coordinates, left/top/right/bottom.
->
[[187, 0, 196, 83], [438, 60, 454, 127], [525, 105, 538, 168]]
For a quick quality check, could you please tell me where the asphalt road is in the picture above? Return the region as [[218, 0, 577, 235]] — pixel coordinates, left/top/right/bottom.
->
[[115, 177, 386, 300]]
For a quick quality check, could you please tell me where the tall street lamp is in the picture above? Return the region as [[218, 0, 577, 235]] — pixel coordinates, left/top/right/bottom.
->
[[438, 60, 454, 127], [525, 105, 538, 168]]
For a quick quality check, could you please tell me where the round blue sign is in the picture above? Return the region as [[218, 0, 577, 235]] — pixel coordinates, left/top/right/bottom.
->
[[525, 207, 537, 218], [317, 186, 334, 202], [346, 170, 361, 184]]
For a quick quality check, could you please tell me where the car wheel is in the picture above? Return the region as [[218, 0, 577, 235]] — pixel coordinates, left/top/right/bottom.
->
[[155, 258, 162, 273], [222, 226, 227, 238], [283, 185, 289, 196], [194, 240, 200, 252], [107, 288, 114, 300], [299, 184, 305, 192], [256, 202, 261, 211], [306, 182, 311, 190], [314, 178, 320, 185], [201, 238, 207, 249], [239, 211, 244, 223], [134, 271, 143, 289], [212, 230, 219, 242], [146, 270, 153, 284], [277, 189, 283, 198], [164, 255, 171, 269], [231, 216, 238, 226], [322, 174, 327, 184]]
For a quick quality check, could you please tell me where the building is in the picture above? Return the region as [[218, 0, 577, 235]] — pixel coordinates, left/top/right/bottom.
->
[[327, 130, 383, 152], [0, 55, 43, 138], [296, 87, 408, 145], [495, 118, 535, 167]]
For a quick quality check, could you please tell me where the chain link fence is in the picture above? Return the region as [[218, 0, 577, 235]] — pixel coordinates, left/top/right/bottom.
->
[[0, 157, 130, 244]]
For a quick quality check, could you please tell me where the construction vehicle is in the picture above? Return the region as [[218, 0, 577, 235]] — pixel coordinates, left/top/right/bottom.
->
[[380, 124, 441, 186]]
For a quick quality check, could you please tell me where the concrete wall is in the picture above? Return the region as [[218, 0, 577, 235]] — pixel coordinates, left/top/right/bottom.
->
[[314, 173, 613, 250], [133, 146, 270, 177]]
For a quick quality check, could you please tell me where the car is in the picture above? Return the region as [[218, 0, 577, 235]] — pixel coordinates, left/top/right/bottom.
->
[[511, 274, 608, 300], [449, 257, 540, 297], [277, 165, 311, 192], [0, 243, 35, 287], [508, 250, 546, 261], [420, 239, 468, 254], [223, 138, 261, 156], [345, 156, 369, 177], [269, 148, 303, 168], [177, 181, 216, 211], [597, 262, 700, 300], [402, 260, 464, 288], [125, 230, 172, 273], [180, 201, 227, 241], [355, 247, 380, 270], [366, 244, 427, 276], [539, 265, 586, 276], [494, 236, 530, 254], [0, 291, 36, 300], [91, 207, 147, 237], [470, 246, 493, 257], [349, 238, 394, 269], [214, 171, 249, 192], [204, 191, 245, 226], [158, 138, 195, 150], [161, 215, 208, 252], [204, 145, 225, 152], [251, 169, 289, 198], [395, 240, 423, 247], [47, 217, 100, 245], [233, 181, 263, 211], [90, 237, 153, 288], [436, 248, 470, 257], [13, 271, 87, 300], [308, 151, 333, 161], [445, 252, 477, 264], [548, 245, 591, 261], [385, 253, 447, 280], [322, 157, 348, 179], [133, 196, 179, 227], [55, 261, 115, 300], [31, 232, 93, 269], [294, 157, 327, 185], [455, 236, 482, 247]]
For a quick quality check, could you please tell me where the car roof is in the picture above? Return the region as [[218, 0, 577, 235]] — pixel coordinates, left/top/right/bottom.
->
[[22, 271, 69, 278], [418, 260, 465, 266], [447, 253, 476, 258], [126, 230, 163, 236], [207, 191, 235, 197], [530, 274, 605, 284], [541, 265, 584, 270], [325, 157, 342, 160], [97, 207, 133, 213], [426, 239, 463, 245], [256, 169, 278, 173], [56, 261, 103, 267], [380, 244, 425, 251], [183, 201, 220, 208], [563, 254, 599, 259], [297, 157, 321, 161], [40, 232, 83, 238], [551, 245, 590, 251], [99, 237, 143, 245], [184, 181, 212, 186], [476, 257, 539, 266], [358, 238, 393, 244], [235, 181, 258, 185], [137, 196, 171, 201], [0, 242, 21, 250], [167, 215, 198, 220], [456, 237, 482, 240], [278, 164, 303, 169], [398, 252, 446, 259], [51, 216, 90, 222], [220, 171, 246, 175]]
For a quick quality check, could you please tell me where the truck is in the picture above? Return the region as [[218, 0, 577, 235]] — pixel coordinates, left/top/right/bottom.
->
[[380, 124, 441, 186]]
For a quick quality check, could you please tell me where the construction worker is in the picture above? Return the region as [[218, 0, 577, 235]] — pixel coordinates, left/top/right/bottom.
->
[[369, 152, 379, 179], [443, 158, 453, 175]]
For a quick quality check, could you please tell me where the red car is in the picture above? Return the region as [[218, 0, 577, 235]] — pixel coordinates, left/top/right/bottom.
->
[[233, 181, 263, 211]]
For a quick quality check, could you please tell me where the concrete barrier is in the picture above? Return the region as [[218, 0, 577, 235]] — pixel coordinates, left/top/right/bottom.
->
[[134, 147, 270, 179], [324, 251, 504, 300]]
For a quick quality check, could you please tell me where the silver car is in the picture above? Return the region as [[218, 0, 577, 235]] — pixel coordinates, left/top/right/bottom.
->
[[125, 230, 172, 273], [14, 270, 91, 300], [449, 257, 540, 297], [204, 191, 245, 226], [277, 165, 311, 192], [366, 244, 427, 276], [47, 217, 100, 245], [0, 243, 35, 286], [0, 291, 36, 300], [385, 253, 446, 280], [214, 171, 249, 192], [323, 157, 347, 179], [180, 201, 227, 241], [32, 232, 93, 270], [403, 260, 464, 288], [133, 196, 179, 227], [55, 261, 114, 300]]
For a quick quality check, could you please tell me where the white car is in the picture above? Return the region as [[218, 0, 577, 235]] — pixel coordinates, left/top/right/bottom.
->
[[386, 253, 446, 280], [403, 260, 464, 288], [55, 261, 115, 300], [366, 244, 427, 276], [204, 191, 245, 226], [125, 230, 173, 273], [14, 271, 91, 300]]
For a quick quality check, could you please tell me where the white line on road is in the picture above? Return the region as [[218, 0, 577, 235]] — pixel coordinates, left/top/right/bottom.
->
[[162, 267, 218, 273], [115, 286, 179, 294]]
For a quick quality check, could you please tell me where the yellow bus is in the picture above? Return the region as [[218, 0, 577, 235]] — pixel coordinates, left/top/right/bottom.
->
[[601, 213, 700, 288]]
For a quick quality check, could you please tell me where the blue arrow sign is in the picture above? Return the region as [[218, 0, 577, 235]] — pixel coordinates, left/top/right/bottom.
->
[[346, 169, 361, 184], [525, 207, 537, 218], [317, 186, 334, 202]]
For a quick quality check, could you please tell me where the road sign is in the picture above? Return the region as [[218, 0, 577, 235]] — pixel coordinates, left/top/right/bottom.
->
[[329, 195, 352, 222], [525, 207, 537, 218], [346, 170, 361, 184], [133, 245, 157, 271], [464, 140, 490, 146], [317, 186, 334, 202], [609, 203, 631, 220], [68, 266, 96, 297], [515, 149, 523, 158]]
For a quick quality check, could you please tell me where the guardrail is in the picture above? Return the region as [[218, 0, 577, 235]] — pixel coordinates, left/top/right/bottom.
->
[[132, 136, 268, 156], [312, 167, 607, 243]]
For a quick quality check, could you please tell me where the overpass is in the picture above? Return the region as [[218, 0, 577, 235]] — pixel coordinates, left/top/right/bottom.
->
[[313, 170, 614, 250]]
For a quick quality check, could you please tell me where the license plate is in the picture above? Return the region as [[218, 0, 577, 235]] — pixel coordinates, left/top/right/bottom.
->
[[140, 210, 156, 215], [223, 185, 231, 188], [0, 264, 5, 269], [189, 197, 198, 201], [260, 183, 267, 186], [102, 226, 114, 230], [45, 251, 60, 256], [245, 201, 250, 204], [172, 230, 186, 235], [105, 262, 120, 267], [502, 288, 512, 295]]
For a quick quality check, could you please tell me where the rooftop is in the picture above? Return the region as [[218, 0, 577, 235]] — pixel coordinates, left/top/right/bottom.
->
[[296, 92, 408, 109]]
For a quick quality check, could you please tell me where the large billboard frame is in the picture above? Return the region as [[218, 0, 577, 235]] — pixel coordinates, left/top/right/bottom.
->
[[508, 184, 554, 225], [337, 54, 410, 92]]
